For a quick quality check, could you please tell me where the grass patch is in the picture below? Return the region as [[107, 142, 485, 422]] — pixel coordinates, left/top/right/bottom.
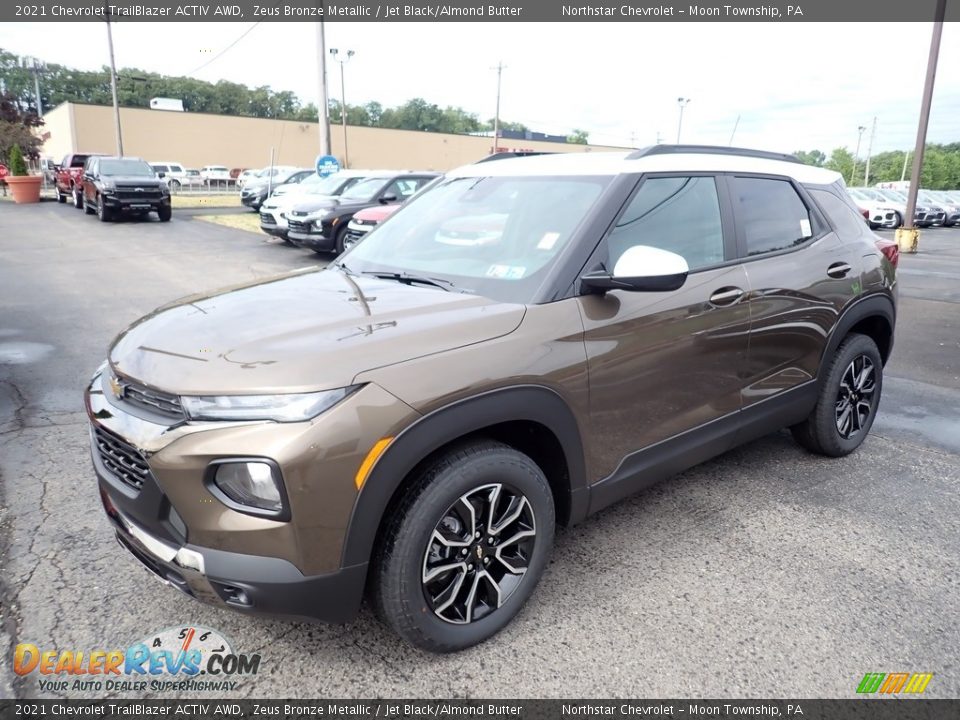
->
[[196, 213, 263, 234], [172, 193, 242, 209]]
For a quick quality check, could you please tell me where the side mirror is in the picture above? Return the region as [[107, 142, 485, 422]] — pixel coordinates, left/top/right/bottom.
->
[[379, 194, 398, 204], [581, 245, 689, 294], [157, 172, 166, 179]]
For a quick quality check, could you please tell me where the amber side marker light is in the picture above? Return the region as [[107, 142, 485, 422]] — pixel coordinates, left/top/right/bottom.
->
[[355, 437, 393, 490]]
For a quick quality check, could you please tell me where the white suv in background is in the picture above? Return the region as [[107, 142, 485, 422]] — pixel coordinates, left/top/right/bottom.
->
[[846, 187, 900, 229], [200, 166, 233, 186], [150, 161, 203, 191]]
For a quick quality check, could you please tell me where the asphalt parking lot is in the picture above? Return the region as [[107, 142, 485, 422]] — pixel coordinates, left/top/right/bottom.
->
[[1, 202, 958, 699]]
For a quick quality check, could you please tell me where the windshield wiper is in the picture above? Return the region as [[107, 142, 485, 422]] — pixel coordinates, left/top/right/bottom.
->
[[360, 271, 459, 292]]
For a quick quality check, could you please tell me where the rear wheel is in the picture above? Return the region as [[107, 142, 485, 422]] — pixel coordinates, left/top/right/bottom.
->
[[372, 440, 555, 652], [56, 187, 66, 203], [791, 333, 882, 457], [73, 187, 84, 209]]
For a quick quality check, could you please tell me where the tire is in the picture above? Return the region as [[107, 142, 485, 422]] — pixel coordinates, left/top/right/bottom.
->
[[334, 224, 351, 255], [893, 211, 903, 228], [168, 180, 180, 193], [73, 187, 84, 209], [791, 333, 883, 457], [96, 194, 112, 222], [56, 187, 66, 204], [157, 205, 172, 222], [371, 440, 555, 652]]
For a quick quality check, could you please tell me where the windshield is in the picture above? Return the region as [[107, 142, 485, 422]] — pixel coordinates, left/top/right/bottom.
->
[[338, 175, 611, 303], [878, 189, 906, 202], [300, 173, 358, 195], [341, 177, 390, 202], [100, 159, 155, 176]]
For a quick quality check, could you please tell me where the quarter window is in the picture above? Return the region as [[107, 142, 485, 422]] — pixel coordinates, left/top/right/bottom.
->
[[606, 176, 725, 271], [730, 177, 813, 256]]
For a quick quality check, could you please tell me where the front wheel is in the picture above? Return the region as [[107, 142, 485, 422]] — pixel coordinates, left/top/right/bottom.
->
[[334, 224, 351, 255], [56, 187, 66, 203], [372, 440, 555, 652], [791, 333, 883, 457], [157, 205, 172, 222], [74, 187, 84, 209], [97, 194, 112, 222], [893, 211, 903, 228]]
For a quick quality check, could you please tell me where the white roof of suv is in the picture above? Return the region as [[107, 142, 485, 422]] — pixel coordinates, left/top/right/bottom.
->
[[452, 146, 842, 186]]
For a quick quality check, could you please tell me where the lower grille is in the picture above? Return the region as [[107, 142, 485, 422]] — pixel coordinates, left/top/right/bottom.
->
[[94, 425, 152, 491], [288, 220, 311, 232], [260, 212, 275, 224]]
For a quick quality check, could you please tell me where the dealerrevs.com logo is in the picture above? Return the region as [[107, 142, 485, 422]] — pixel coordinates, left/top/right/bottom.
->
[[14, 626, 261, 693]]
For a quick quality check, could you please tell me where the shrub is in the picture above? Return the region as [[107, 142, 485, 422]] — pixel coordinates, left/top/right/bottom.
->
[[9, 144, 28, 176]]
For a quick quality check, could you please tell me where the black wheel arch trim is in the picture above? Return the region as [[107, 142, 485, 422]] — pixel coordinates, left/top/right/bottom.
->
[[818, 293, 895, 384], [339, 384, 588, 569]]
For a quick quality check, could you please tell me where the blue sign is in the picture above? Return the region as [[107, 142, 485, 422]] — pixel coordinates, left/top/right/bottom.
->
[[315, 154, 340, 177]]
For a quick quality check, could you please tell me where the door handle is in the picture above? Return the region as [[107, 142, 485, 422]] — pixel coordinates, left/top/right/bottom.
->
[[709, 287, 745, 306], [827, 262, 852, 279]]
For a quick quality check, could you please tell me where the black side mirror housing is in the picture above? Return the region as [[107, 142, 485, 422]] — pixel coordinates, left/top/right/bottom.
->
[[379, 194, 398, 204]]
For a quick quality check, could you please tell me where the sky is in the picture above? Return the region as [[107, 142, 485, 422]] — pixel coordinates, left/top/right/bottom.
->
[[1, 21, 958, 154]]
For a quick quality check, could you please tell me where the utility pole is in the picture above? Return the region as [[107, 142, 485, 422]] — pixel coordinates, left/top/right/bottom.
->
[[676, 97, 691, 143], [491, 61, 505, 154], [25, 57, 44, 116], [329, 48, 354, 168], [104, 10, 123, 155], [863, 116, 877, 186], [851, 125, 865, 184], [315, 21, 331, 158], [898, 0, 947, 254]]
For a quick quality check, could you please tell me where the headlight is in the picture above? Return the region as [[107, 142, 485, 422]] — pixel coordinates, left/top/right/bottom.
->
[[180, 386, 358, 422], [208, 460, 286, 517], [305, 211, 330, 222], [100, 181, 116, 192]]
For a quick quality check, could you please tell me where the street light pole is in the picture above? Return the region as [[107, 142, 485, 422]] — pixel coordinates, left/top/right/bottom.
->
[[851, 125, 865, 184], [315, 21, 331, 158], [104, 11, 123, 155], [898, 0, 947, 254], [863, 116, 877, 186], [329, 48, 354, 168], [676, 97, 691, 143]]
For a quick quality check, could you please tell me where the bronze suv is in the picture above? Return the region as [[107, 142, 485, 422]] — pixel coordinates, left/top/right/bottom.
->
[[86, 146, 898, 651]]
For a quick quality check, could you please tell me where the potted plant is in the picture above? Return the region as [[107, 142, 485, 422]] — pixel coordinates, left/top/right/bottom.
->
[[5, 144, 42, 204]]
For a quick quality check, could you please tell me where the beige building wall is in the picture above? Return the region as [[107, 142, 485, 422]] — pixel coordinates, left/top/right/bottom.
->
[[41, 103, 629, 172]]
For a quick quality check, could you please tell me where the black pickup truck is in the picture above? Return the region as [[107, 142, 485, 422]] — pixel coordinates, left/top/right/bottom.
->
[[80, 156, 171, 222]]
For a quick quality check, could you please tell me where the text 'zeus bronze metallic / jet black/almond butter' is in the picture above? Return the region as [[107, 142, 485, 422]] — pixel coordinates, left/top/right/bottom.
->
[[85, 147, 898, 652]]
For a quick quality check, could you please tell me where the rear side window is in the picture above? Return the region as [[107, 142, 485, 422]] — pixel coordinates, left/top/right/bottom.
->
[[152, 165, 169, 173], [606, 176, 725, 271], [810, 188, 869, 238], [730, 177, 813, 256]]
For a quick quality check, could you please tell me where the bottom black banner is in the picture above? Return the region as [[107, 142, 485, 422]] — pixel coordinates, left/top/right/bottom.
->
[[1, 700, 958, 720]]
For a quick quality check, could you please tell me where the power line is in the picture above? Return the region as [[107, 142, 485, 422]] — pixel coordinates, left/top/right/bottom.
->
[[187, 22, 261, 76]]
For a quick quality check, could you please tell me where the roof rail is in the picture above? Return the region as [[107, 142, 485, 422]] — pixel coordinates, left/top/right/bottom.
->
[[627, 144, 801, 164]]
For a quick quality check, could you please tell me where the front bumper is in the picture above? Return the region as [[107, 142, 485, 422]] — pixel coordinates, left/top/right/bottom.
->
[[100, 489, 366, 623], [241, 193, 266, 210], [102, 194, 170, 213], [259, 211, 288, 237], [287, 222, 333, 251], [84, 367, 417, 623]]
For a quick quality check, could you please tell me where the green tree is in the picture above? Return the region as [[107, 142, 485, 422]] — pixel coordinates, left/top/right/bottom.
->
[[0, 91, 44, 164], [567, 129, 589, 145], [8, 143, 27, 175], [795, 149, 825, 167], [825, 147, 856, 183]]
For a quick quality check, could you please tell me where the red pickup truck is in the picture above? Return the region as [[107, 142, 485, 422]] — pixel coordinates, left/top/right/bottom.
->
[[55, 153, 101, 207]]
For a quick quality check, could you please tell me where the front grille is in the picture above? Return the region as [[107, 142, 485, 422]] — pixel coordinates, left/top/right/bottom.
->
[[116, 189, 162, 200], [260, 212, 275, 224], [288, 220, 311, 232], [122, 379, 184, 418], [345, 230, 364, 242], [94, 426, 152, 491]]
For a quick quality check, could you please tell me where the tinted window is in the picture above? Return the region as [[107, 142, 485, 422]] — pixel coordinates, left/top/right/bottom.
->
[[730, 177, 813, 256], [100, 159, 155, 176], [606, 176, 725, 271], [152, 165, 169, 172], [69, 154, 88, 168]]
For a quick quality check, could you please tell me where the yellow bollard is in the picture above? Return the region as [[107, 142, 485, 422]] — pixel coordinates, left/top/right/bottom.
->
[[895, 226, 919, 254]]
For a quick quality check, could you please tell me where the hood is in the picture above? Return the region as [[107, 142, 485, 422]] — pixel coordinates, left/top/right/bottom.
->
[[109, 267, 525, 395], [354, 204, 401, 223], [263, 193, 337, 212], [289, 197, 341, 216]]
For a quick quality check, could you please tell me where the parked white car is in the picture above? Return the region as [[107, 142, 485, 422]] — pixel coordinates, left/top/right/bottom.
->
[[236, 169, 261, 190], [873, 188, 937, 228], [258, 171, 372, 239], [847, 187, 901, 229], [149, 161, 203, 191], [199, 165, 233, 186]]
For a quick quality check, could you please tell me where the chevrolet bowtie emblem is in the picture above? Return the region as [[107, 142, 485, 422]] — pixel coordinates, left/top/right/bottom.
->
[[108, 374, 123, 400], [475, 546, 484, 559]]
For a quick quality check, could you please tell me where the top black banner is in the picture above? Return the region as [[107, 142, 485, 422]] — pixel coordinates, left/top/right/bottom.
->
[[4, 0, 960, 23]]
